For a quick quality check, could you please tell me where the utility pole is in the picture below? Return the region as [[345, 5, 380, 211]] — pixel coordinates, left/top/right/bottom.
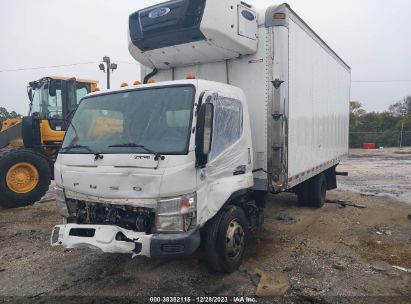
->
[[400, 121, 404, 148], [99, 56, 118, 89]]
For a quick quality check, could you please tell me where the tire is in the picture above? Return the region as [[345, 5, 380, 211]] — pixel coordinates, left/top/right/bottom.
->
[[22, 117, 41, 148], [204, 206, 250, 273], [297, 174, 327, 208], [0, 148, 51, 208], [307, 174, 327, 208], [296, 181, 310, 206]]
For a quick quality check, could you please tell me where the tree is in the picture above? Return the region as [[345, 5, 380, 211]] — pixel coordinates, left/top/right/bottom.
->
[[8, 111, 20, 119], [350, 101, 366, 117], [396, 115, 411, 130], [0, 107, 8, 119], [0, 107, 21, 120], [350, 101, 366, 129], [389, 96, 411, 117], [349, 97, 411, 148], [406, 96, 411, 114]]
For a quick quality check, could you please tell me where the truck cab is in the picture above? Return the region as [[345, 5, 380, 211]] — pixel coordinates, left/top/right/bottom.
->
[[52, 79, 256, 272]]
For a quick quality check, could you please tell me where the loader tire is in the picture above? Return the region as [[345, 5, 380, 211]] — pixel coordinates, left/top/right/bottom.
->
[[0, 148, 51, 209], [204, 206, 249, 273]]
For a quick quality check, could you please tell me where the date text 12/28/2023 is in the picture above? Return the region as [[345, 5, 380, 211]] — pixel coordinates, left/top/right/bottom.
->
[[149, 296, 257, 303]]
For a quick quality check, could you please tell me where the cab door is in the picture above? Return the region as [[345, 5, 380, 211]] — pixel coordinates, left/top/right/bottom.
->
[[195, 91, 253, 226], [61, 78, 77, 131]]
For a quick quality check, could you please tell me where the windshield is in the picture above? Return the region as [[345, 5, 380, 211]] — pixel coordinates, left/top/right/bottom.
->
[[61, 86, 195, 155], [30, 80, 91, 119], [31, 81, 63, 119]]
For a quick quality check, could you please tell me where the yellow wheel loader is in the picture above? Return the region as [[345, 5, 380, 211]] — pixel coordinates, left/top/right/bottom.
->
[[0, 76, 98, 208]]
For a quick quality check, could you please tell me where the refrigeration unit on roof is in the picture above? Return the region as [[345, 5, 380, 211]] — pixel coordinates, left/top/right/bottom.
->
[[128, 0, 258, 69]]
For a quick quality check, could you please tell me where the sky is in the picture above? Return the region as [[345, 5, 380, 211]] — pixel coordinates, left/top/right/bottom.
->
[[0, 0, 410, 115]]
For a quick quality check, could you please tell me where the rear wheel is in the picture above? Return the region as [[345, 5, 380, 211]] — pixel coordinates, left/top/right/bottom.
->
[[309, 173, 327, 208], [204, 206, 249, 273], [297, 174, 327, 208], [297, 181, 310, 205], [0, 148, 51, 208]]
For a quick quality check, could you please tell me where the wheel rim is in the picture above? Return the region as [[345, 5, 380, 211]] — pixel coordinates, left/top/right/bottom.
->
[[6, 163, 39, 194], [225, 219, 245, 259]]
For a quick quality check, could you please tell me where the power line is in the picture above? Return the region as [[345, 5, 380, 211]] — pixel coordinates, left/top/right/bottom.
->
[[116, 61, 141, 66], [0, 60, 140, 73], [0, 62, 100, 73]]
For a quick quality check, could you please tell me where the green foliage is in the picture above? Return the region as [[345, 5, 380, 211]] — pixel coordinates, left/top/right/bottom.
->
[[350, 101, 366, 129], [349, 98, 411, 148], [0, 107, 21, 120], [389, 96, 411, 117], [396, 114, 411, 130]]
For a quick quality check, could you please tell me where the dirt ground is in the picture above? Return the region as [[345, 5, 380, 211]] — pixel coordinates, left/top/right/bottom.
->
[[0, 149, 410, 303], [338, 147, 411, 204]]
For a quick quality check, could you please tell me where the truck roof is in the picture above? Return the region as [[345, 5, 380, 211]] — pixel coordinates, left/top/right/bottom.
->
[[48, 76, 99, 84], [258, 3, 350, 71], [88, 79, 196, 95], [87, 79, 245, 100]]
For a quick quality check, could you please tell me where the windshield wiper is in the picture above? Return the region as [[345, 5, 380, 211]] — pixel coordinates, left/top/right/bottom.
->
[[61, 144, 104, 160], [62, 144, 94, 153], [109, 143, 165, 161]]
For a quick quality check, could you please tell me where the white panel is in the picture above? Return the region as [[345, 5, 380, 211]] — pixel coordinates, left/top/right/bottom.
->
[[200, 0, 258, 54], [155, 69, 173, 82], [174, 62, 228, 83], [132, 40, 239, 70], [238, 5, 258, 40], [229, 27, 271, 184], [288, 17, 350, 179]]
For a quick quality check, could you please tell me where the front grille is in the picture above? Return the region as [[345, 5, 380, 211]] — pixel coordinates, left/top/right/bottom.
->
[[161, 244, 185, 253], [66, 199, 155, 234]]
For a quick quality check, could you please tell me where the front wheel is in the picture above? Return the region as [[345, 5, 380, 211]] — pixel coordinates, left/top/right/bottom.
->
[[204, 206, 250, 273], [0, 149, 51, 208]]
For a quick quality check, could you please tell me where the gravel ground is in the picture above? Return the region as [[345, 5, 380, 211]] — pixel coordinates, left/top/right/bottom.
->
[[0, 149, 410, 303], [337, 147, 411, 204]]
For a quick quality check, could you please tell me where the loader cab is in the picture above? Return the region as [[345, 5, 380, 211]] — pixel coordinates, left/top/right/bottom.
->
[[28, 77, 94, 131]]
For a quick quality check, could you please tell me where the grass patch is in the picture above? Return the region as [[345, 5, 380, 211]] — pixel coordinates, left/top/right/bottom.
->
[[362, 238, 411, 268]]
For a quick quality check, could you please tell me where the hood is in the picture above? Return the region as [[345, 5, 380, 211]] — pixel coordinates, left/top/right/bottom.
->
[[59, 153, 166, 200], [56, 152, 198, 206]]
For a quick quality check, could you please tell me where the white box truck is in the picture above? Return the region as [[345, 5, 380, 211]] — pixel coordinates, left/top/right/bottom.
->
[[51, 0, 350, 273]]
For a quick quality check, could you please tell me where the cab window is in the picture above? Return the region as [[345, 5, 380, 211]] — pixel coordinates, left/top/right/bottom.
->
[[209, 96, 243, 160]]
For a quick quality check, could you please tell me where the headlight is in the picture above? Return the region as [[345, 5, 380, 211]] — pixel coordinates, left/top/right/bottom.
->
[[156, 193, 196, 232], [155, 215, 185, 233], [54, 186, 69, 218]]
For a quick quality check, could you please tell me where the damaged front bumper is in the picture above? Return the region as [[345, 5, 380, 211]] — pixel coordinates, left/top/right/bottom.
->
[[50, 224, 200, 259]]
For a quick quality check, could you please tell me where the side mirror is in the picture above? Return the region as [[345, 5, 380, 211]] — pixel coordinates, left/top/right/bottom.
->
[[195, 102, 214, 168], [27, 88, 33, 102], [49, 80, 57, 97]]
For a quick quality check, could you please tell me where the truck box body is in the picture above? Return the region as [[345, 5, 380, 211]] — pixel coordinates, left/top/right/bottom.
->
[[136, 3, 351, 192]]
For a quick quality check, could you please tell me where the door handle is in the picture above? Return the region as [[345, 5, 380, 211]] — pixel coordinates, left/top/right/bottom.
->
[[233, 165, 246, 176]]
